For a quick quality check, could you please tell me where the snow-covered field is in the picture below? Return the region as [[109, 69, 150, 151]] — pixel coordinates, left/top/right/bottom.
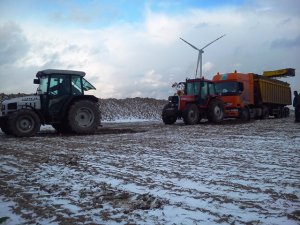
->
[[0, 117, 300, 225]]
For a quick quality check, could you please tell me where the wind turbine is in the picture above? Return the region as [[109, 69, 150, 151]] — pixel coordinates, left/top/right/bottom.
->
[[180, 34, 226, 78]]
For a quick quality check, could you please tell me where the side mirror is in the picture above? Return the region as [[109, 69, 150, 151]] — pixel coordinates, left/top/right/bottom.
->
[[33, 79, 40, 84]]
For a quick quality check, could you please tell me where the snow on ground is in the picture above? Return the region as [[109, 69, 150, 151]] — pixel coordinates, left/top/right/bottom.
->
[[0, 117, 300, 225]]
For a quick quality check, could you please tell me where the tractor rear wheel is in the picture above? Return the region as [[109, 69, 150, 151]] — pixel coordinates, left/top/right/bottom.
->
[[207, 100, 224, 123], [8, 109, 41, 137], [183, 104, 199, 125], [68, 100, 100, 134]]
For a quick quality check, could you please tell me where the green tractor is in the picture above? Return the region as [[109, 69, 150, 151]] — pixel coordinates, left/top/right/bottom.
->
[[0, 69, 101, 137]]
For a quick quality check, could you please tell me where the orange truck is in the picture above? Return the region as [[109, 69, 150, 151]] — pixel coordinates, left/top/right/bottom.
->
[[212, 68, 294, 120]]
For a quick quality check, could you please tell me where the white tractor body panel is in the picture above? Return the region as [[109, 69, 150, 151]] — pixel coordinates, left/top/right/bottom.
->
[[1, 95, 41, 116]]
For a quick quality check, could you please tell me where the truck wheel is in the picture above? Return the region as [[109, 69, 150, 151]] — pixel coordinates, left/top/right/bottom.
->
[[260, 106, 269, 119], [240, 107, 250, 121], [207, 100, 224, 123], [162, 104, 177, 125], [68, 100, 100, 134], [183, 104, 199, 125], [8, 109, 41, 137]]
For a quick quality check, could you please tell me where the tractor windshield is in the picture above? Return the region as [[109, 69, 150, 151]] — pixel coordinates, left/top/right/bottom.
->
[[186, 82, 200, 95], [37, 76, 48, 94], [215, 81, 240, 96]]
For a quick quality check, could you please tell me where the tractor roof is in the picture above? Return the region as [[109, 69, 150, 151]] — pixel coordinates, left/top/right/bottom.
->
[[36, 69, 86, 77]]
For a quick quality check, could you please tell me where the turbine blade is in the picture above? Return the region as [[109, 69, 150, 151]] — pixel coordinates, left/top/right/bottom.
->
[[201, 34, 226, 50], [180, 38, 200, 51]]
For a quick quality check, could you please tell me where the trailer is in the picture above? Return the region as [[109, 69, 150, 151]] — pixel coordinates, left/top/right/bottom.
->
[[212, 69, 292, 120]]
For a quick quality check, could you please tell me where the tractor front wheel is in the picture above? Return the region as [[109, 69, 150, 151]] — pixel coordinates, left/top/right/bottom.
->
[[8, 109, 41, 137], [162, 104, 177, 125], [183, 104, 199, 125], [68, 100, 100, 134]]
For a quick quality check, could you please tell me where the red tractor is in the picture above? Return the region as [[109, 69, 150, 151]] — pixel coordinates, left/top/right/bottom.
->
[[162, 78, 225, 125]]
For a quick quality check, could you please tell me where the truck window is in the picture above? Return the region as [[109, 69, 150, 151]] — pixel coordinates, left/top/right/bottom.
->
[[215, 82, 239, 96]]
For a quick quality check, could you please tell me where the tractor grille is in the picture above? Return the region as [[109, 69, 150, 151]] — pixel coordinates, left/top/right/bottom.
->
[[168, 96, 179, 104], [8, 103, 17, 110]]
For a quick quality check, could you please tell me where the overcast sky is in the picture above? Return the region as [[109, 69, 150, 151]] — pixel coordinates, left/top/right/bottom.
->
[[0, 0, 299, 99]]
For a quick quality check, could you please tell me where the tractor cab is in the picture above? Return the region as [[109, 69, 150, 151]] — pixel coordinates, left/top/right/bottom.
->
[[162, 78, 224, 125], [184, 78, 217, 107], [34, 69, 95, 96], [33, 69, 96, 122]]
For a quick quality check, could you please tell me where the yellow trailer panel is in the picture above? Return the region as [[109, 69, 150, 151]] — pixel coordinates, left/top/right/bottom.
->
[[263, 68, 295, 78], [254, 75, 291, 105]]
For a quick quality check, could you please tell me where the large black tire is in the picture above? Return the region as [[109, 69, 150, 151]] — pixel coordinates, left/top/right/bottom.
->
[[183, 104, 199, 125], [240, 107, 250, 121], [162, 104, 177, 125], [8, 109, 41, 137], [67, 100, 100, 134], [207, 100, 224, 123], [1, 120, 13, 135], [260, 106, 269, 119]]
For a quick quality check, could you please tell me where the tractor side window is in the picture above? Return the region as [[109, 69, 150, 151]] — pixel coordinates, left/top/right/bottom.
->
[[48, 75, 70, 96], [208, 83, 216, 95], [71, 76, 83, 95], [200, 82, 208, 99], [82, 77, 96, 91]]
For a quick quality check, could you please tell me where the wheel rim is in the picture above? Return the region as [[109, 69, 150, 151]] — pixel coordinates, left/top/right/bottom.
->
[[75, 107, 95, 127], [188, 109, 196, 119], [17, 116, 34, 133], [214, 105, 223, 119]]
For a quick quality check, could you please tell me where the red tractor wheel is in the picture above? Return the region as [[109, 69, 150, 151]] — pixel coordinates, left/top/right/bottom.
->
[[183, 104, 199, 125]]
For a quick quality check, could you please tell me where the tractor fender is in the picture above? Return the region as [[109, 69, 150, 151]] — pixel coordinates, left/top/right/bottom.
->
[[61, 95, 99, 117]]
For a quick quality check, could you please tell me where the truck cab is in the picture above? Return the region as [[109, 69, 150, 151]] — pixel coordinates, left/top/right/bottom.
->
[[213, 70, 291, 120]]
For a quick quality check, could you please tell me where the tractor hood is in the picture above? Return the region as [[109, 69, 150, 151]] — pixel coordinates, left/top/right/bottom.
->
[[1, 95, 41, 116]]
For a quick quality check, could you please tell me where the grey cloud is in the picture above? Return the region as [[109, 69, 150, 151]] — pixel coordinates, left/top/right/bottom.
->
[[0, 22, 29, 65], [271, 35, 300, 48]]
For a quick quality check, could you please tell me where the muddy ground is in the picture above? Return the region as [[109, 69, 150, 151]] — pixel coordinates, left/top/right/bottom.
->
[[0, 117, 300, 225]]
